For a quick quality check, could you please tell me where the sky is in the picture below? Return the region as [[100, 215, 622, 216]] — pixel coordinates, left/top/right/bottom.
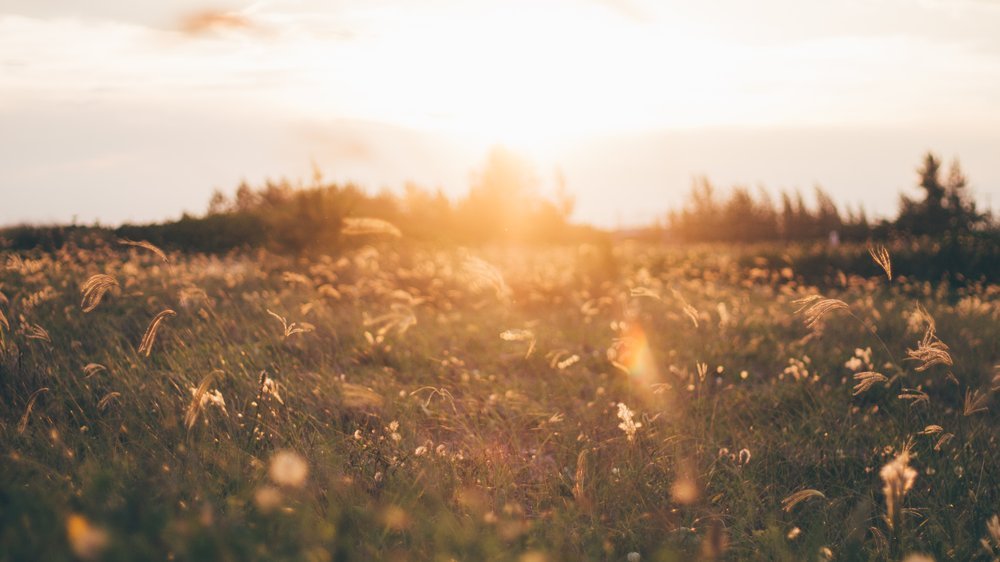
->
[[1, 0, 999, 228]]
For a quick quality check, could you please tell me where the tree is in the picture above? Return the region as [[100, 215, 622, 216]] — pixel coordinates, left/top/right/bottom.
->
[[897, 152, 986, 235], [458, 146, 541, 243]]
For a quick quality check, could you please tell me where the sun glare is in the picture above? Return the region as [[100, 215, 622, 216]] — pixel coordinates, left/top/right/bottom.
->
[[281, 2, 707, 152]]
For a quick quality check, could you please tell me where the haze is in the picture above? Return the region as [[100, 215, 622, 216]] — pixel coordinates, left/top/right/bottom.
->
[[2, 0, 999, 228]]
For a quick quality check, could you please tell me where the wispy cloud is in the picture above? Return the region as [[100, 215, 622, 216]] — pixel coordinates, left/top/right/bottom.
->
[[179, 9, 256, 36]]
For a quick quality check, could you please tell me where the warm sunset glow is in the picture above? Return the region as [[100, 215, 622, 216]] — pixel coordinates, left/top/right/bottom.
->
[[1, 0, 999, 226]]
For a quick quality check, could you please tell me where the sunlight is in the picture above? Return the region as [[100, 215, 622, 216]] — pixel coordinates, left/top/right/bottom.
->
[[280, 1, 726, 152]]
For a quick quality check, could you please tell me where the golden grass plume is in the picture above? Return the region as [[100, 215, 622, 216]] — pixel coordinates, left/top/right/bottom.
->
[[868, 244, 892, 281], [267, 309, 314, 338], [81, 274, 119, 312], [119, 238, 168, 262], [781, 488, 826, 512], [18, 387, 49, 434], [852, 371, 888, 395], [138, 309, 176, 356], [186, 370, 225, 430], [880, 449, 917, 530], [793, 295, 850, 328], [907, 322, 952, 372]]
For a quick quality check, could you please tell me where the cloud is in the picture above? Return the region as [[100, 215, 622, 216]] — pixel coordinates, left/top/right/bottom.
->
[[179, 10, 255, 36]]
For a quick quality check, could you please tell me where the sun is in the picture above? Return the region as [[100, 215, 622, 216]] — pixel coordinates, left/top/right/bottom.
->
[[280, 1, 702, 153]]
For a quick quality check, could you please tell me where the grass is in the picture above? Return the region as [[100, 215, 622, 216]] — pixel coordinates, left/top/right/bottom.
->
[[0, 240, 997, 561]]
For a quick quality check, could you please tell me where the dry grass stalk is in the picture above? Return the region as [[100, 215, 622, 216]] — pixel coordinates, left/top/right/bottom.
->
[[97, 392, 121, 411], [340, 382, 384, 412], [906, 322, 952, 372], [82, 363, 107, 378], [185, 370, 225, 430], [671, 289, 699, 328], [138, 309, 176, 356], [266, 309, 314, 338], [700, 518, 729, 560], [0, 306, 8, 351], [781, 489, 826, 512], [341, 217, 402, 237], [933, 433, 955, 451], [572, 449, 591, 512], [868, 244, 892, 281], [500, 328, 536, 358], [629, 287, 662, 300], [853, 371, 888, 395], [364, 306, 417, 337], [898, 388, 930, 407], [24, 323, 51, 342], [119, 238, 168, 262], [918, 425, 943, 435], [880, 449, 917, 530], [81, 274, 119, 312], [982, 514, 1000, 559], [463, 256, 510, 299], [964, 388, 989, 416], [793, 295, 850, 328], [18, 387, 49, 434]]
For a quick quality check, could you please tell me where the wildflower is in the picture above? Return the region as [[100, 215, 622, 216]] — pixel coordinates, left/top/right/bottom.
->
[[269, 450, 309, 488], [414, 446, 428, 456], [387, 420, 402, 442], [616, 403, 642, 442], [261, 375, 283, 404]]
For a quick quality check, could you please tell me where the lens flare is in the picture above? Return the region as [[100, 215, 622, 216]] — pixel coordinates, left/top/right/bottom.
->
[[612, 324, 660, 393]]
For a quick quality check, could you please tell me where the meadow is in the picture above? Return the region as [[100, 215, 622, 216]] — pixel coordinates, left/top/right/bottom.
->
[[0, 236, 997, 561]]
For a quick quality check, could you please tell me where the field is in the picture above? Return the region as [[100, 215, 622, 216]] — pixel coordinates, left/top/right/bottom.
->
[[0, 239, 997, 561]]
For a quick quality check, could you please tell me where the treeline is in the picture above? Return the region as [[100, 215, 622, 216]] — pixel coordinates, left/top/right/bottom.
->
[[1, 150, 995, 256], [0, 148, 602, 254], [666, 152, 992, 243], [180, 146, 596, 253]]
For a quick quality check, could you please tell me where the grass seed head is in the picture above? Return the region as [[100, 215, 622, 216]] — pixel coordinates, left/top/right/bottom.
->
[[80, 274, 119, 312], [138, 309, 176, 356]]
